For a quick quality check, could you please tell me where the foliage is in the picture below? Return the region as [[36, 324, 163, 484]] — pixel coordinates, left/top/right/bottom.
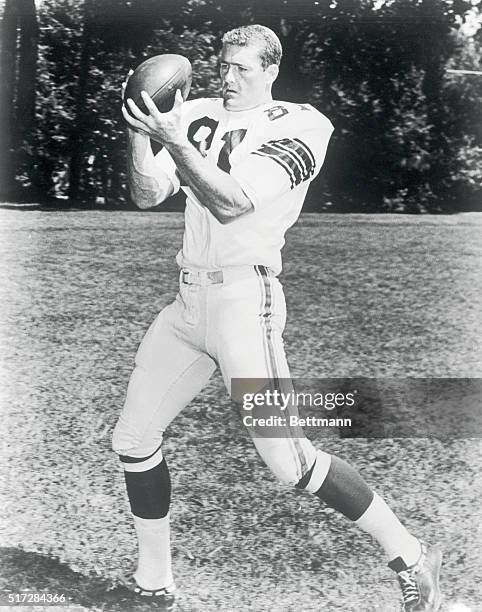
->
[[1, 0, 481, 211]]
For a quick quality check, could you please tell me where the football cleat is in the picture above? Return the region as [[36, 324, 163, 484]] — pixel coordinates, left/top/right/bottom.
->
[[388, 542, 442, 611], [106, 576, 178, 610]]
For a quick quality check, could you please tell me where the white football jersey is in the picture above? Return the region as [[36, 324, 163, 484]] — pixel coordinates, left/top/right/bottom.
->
[[151, 97, 334, 275]]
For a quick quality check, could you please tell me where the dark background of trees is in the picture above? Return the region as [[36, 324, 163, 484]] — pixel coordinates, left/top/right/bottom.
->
[[0, 0, 481, 213]]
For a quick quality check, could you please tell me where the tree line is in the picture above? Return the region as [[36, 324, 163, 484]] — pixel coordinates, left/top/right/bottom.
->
[[0, 0, 481, 213]]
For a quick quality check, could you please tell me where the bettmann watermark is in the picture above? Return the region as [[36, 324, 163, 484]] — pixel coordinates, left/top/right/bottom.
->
[[230, 378, 482, 438]]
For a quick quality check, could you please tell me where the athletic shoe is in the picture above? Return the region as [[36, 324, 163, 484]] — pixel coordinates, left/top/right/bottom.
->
[[106, 576, 178, 610], [388, 542, 442, 611]]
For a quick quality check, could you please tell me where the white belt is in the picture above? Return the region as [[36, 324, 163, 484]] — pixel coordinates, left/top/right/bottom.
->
[[180, 265, 275, 286], [180, 269, 224, 286]]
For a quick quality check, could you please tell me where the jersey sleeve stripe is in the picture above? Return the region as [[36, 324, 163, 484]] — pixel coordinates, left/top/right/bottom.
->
[[251, 138, 316, 188], [267, 141, 305, 184], [253, 142, 302, 186], [293, 138, 316, 175], [252, 147, 297, 188], [275, 138, 315, 181], [275, 140, 311, 182]]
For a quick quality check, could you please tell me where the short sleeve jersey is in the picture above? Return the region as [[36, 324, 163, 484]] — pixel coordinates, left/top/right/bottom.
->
[[152, 98, 334, 275]]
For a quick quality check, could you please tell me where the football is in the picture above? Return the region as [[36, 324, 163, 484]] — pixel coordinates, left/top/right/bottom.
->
[[124, 54, 192, 116]]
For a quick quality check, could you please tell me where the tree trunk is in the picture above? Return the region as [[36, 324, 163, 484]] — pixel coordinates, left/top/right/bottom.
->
[[0, 0, 18, 197], [16, 0, 38, 178], [67, 0, 93, 202]]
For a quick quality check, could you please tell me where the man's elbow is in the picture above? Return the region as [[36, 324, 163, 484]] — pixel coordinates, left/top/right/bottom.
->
[[130, 194, 159, 210], [130, 187, 168, 210], [215, 197, 254, 224], [216, 212, 235, 224]]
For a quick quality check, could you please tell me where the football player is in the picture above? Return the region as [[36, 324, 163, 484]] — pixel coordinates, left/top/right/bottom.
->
[[115, 24, 442, 611]]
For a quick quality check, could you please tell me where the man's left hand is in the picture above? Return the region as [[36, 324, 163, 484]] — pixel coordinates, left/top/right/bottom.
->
[[121, 89, 184, 147]]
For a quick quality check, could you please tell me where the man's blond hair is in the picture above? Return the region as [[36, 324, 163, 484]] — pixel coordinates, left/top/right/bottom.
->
[[222, 25, 282, 69]]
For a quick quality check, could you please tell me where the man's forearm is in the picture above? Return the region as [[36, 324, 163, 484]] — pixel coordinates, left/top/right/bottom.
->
[[127, 131, 173, 209], [166, 139, 253, 224]]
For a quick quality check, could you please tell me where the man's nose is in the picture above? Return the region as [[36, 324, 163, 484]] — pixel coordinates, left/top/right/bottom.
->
[[224, 66, 236, 83]]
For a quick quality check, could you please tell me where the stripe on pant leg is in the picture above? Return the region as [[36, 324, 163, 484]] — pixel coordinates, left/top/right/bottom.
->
[[254, 265, 272, 379], [255, 265, 279, 382], [254, 266, 309, 481], [278, 377, 307, 480]]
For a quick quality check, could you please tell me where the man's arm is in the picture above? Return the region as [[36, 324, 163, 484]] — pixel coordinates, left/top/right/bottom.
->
[[165, 137, 253, 224], [122, 91, 254, 224], [126, 129, 175, 210]]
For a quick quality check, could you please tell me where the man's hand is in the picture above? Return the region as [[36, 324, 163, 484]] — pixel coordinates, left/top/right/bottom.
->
[[120, 69, 144, 139], [120, 69, 134, 102], [121, 89, 184, 147]]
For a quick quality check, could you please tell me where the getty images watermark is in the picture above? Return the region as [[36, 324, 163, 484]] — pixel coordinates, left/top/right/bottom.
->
[[231, 378, 482, 438], [241, 388, 355, 429], [231, 379, 359, 438]]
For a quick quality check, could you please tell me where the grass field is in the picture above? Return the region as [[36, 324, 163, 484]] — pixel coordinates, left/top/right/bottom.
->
[[0, 210, 481, 612]]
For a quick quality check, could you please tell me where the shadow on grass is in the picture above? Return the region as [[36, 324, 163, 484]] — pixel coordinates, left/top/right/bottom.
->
[[0, 548, 176, 611]]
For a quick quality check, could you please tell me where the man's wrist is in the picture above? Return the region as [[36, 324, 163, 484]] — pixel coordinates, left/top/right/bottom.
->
[[163, 134, 189, 156], [127, 127, 149, 145]]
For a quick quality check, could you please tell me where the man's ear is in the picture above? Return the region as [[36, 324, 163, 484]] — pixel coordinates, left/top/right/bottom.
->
[[266, 64, 279, 84]]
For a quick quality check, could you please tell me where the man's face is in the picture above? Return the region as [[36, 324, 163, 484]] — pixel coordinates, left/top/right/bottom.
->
[[219, 43, 277, 111]]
